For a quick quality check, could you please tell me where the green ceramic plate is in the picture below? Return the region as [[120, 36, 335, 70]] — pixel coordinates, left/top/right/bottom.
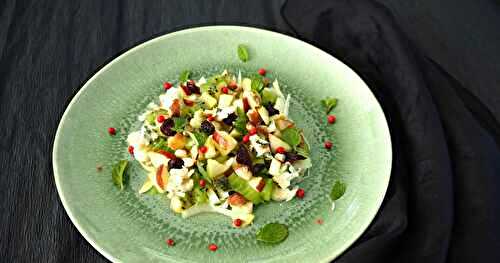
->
[[53, 26, 391, 262]]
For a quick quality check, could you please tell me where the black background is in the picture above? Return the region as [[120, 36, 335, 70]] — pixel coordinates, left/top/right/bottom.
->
[[1, 0, 499, 262]]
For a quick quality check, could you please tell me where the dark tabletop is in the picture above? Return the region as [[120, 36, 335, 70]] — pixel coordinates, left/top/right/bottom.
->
[[1, 0, 499, 262]]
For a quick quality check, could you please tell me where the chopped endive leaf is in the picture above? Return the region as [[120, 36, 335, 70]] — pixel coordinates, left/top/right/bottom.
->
[[111, 160, 129, 190], [237, 44, 249, 62], [280, 127, 301, 147], [256, 223, 288, 244], [172, 117, 187, 132], [179, 70, 191, 83], [321, 97, 338, 114], [330, 181, 346, 201]]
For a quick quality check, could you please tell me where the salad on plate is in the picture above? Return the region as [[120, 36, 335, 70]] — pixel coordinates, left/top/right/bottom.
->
[[125, 69, 312, 227]]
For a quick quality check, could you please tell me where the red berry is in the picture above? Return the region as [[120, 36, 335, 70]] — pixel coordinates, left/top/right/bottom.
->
[[163, 82, 173, 90], [327, 115, 336, 124], [233, 218, 243, 227], [199, 179, 206, 188], [157, 115, 165, 123], [242, 134, 250, 143], [166, 239, 175, 246], [324, 140, 333, 149], [249, 127, 257, 135], [128, 145, 134, 154], [107, 127, 116, 135], [208, 244, 218, 252], [296, 188, 305, 198], [258, 68, 266, 76], [207, 114, 215, 121], [276, 147, 286, 154], [199, 146, 208, 154], [221, 86, 229, 94]]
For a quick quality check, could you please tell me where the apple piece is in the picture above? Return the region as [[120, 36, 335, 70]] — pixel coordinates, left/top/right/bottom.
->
[[200, 92, 217, 109], [167, 133, 186, 150], [246, 109, 261, 126], [229, 128, 242, 139], [248, 177, 265, 192], [228, 193, 248, 206], [148, 152, 169, 168], [275, 118, 294, 130], [156, 164, 169, 190], [203, 136, 218, 159], [233, 165, 252, 180], [212, 131, 238, 156], [268, 134, 292, 152], [170, 99, 181, 117], [170, 196, 184, 213], [257, 106, 270, 125], [207, 158, 233, 179], [242, 78, 252, 91], [218, 94, 234, 108]]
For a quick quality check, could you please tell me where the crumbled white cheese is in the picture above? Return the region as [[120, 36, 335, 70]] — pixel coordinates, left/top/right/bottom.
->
[[234, 165, 252, 180], [271, 186, 298, 202], [159, 87, 180, 109], [275, 153, 286, 162], [175, 149, 188, 158], [268, 158, 282, 176], [249, 135, 270, 157], [182, 158, 195, 168], [216, 106, 235, 121]]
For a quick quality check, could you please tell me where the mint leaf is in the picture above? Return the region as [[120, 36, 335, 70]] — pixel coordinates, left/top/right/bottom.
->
[[237, 44, 249, 62], [280, 127, 301, 147], [256, 223, 288, 244], [151, 138, 174, 153], [193, 131, 207, 146], [111, 160, 129, 190], [321, 97, 338, 114], [172, 117, 187, 132], [330, 181, 346, 201], [251, 76, 264, 93], [234, 107, 248, 134], [179, 70, 191, 83]]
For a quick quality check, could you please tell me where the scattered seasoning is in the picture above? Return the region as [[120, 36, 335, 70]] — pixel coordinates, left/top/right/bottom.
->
[[206, 114, 215, 122], [128, 145, 134, 155], [163, 82, 173, 90], [107, 127, 116, 135], [296, 188, 305, 198], [221, 86, 229, 94], [327, 115, 336, 124], [208, 243, 218, 252], [258, 68, 266, 76], [242, 134, 250, 143], [199, 146, 208, 154], [276, 147, 286, 154], [96, 164, 103, 172], [199, 179, 206, 188], [233, 218, 243, 227], [157, 115, 165, 123], [315, 218, 324, 225], [249, 127, 257, 135], [166, 239, 175, 247], [324, 140, 333, 149]]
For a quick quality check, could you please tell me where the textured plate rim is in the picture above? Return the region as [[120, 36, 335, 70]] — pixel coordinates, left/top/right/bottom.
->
[[52, 25, 392, 263]]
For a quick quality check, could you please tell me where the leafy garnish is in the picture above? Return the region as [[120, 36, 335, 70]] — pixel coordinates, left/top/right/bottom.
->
[[280, 127, 301, 147], [251, 76, 264, 93], [111, 160, 129, 190], [151, 138, 174, 153], [237, 44, 249, 62], [256, 223, 288, 244], [193, 186, 208, 204], [234, 107, 249, 134], [321, 97, 338, 114], [172, 117, 187, 132], [193, 131, 207, 146], [330, 181, 346, 201], [179, 70, 191, 83]]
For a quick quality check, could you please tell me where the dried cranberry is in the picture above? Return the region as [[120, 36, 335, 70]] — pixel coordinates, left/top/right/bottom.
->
[[222, 113, 237, 126], [236, 145, 253, 168], [285, 152, 306, 163], [265, 103, 279, 116], [168, 158, 184, 169], [160, 118, 176, 136], [200, 120, 215, 135], [186, 81, 201, 94]]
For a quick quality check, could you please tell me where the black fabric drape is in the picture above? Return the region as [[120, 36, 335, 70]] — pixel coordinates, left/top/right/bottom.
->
[[0, 0, 499, 262], [283, 0, 500, 262]]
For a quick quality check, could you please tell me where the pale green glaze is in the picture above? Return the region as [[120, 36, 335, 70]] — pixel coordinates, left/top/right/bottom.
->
[[53, 26, 391, 263]]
